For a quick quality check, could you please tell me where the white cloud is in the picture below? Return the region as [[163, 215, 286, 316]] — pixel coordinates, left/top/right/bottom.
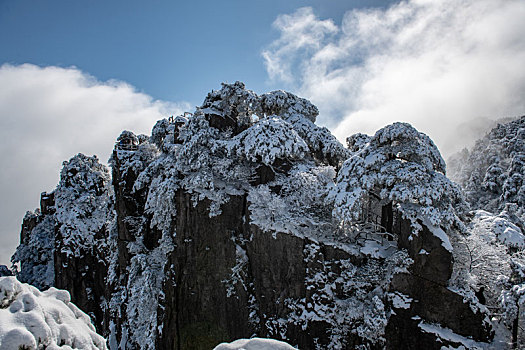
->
[[0, 64, 188, 265], [263, 0, 525, 157], [263, 7, 339, 84]]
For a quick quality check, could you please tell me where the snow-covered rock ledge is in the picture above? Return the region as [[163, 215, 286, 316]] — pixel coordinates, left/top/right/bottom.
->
[[0, 276, 107, 350]]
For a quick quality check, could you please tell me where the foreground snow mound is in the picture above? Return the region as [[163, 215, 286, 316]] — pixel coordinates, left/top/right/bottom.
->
[[0, 277, 107, 350], [213, 338, 296, 350]]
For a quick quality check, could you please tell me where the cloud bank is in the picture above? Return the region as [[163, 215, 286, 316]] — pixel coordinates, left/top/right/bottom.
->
[[263, 0, 525, 157], [0, 64, 187, 265]]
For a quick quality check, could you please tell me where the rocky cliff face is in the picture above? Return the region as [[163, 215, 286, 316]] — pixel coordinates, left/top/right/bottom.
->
[[12, 154, 112, 330], [12, 82, 509, 349]]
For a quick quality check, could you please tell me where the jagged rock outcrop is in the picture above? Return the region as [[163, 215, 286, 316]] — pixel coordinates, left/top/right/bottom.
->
[[13, 154, 112, 331], [11, 196, 55, 290], [11, 82, 500, 349]]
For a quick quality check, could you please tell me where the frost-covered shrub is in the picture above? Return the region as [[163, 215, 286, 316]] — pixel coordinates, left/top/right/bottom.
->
[[259, 90, 319, 123], [247, 185, 289, 234], [346, 133, 371, 154], [227, 117, 308, 166], [0, 276, 107, 349], [483, 162, 505, 194], [331, 122, 466, 232], [107, 136, 176, 348], [448, 207, 525, 347], [168, 82, 346, 223], [122, 234, 174, 350], [11, 154, 114, 326], [279, 165, 336, 216], [176, 112, 222, 172], [199, 81, 259, 127], [117, 130, 139, 146], [500, 283, 525, 329], [282, 243, 411, 349], [283, 114, 350, 167], [499, 256, 525, 337], [196, 82, 349, 167], [248, 164, 336, 238], [111, 131, 160, 181], [173, 112, 249, 215], [145, 174, 178, 233], [259, 89, 348, 166], [502, 154, 525, 207], [150, 118, 187, 153], [151, 118, 170, 149], [473, 210, 525, 249], [55, 154, 112, 257], [450, 211, 513, 301]]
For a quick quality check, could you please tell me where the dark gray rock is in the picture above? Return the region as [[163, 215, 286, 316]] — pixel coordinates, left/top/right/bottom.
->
[[0, 265, 13, 276], [395, 216, 452, 285], [159, 192, 252, 350], [386, 215, 493, 349]]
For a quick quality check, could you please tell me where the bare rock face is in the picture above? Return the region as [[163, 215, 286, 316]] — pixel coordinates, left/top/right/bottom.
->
[[0, 265, 13, 277], [160, 193, 250, 350], [395, 217, 453, 286], [54, 232, 108, 332], [387, 273, 492, 349], [12, 199, 55, 290], [386, 215, 493, 349], [158, 190, 390, 349]]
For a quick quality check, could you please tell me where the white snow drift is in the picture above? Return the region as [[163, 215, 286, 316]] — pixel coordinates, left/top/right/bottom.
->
[[214, 337, 296, 350], [0, 276, 107, 350]]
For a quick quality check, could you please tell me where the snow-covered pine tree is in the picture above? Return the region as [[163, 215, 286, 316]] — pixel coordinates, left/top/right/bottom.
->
[[449, 116, 525, 219], [331, 122, 466, 236]]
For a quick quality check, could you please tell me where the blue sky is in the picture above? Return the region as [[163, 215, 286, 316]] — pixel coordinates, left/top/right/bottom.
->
[[1, 0, 525, 265], [0, 0, 395, 106]]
